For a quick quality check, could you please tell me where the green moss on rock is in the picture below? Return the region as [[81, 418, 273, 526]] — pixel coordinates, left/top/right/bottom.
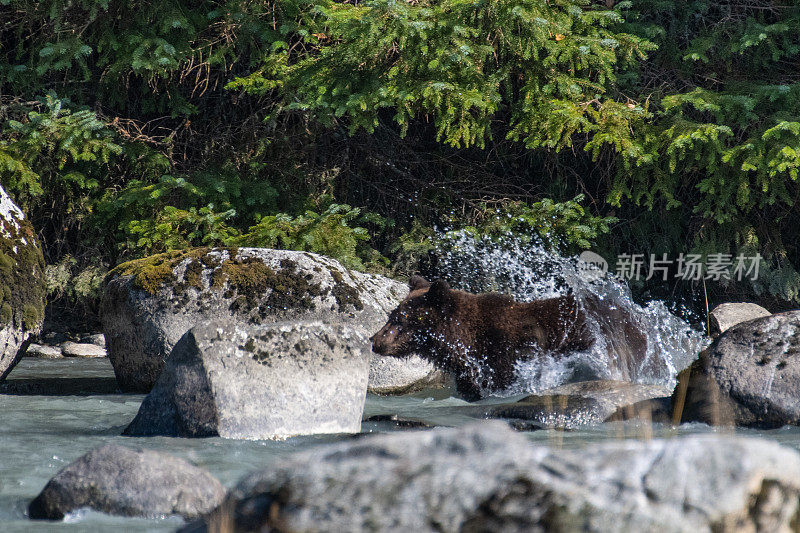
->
[[183, 259, 205, 289], [109, 248, 213, 296], [0, 303, 12, 324], [0, 253, 14, 272], [331, 281, 364, 311], [22, 304, 41, 330], [215, 257, 325, 314], [131, 262, 174, 296], [109, 247, 368, 318], [327, 267, 363, 311], [0, 214, 45, 331]]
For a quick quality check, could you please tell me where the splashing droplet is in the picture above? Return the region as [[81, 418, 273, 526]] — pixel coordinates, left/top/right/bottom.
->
[[433, 231, 707, 395]]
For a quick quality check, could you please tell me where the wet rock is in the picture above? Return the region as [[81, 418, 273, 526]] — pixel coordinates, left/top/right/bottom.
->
[[60, 341, 106, 358], [674, 310, 800, 427], [478, 380, 673, 428], [506, 419, 545, 431], [40, 331, 69, 345], [368, 354, 446, 394], [605, 397, 674, 424], [101, 247, 438, 393], [28, 444, 224, 521], [710, 302, 771, 335], [362, 414, 434, 429], [80, 333, 106, 348], [0, 184, 46, 381], [187, 421, 800, 532], [25, 343, 62, 359], [124, 320, 370, 439]]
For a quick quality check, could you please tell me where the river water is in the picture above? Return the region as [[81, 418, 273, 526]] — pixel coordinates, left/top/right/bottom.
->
[[4, 358, 800, 532]]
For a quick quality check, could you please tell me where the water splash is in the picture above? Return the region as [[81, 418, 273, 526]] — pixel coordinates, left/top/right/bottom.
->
[[433, 231, 707, 395]]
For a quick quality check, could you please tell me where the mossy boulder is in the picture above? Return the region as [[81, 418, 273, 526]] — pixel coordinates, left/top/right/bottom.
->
[[101, 247, 439, 392], [0, 184, 45, 381]]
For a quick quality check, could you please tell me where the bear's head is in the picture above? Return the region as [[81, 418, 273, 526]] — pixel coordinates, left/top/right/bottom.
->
[[370, 275, 451, 358]]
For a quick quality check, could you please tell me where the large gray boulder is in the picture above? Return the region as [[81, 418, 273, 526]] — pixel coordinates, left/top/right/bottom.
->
[[101, 247, 438, 393], [124, 320, 371, 439], [710, 302, 771, 335], [186, 420, 800, 532], [0, 184, 45, 381], [28, 444, 224, 521], [674, 310, 800, 427]]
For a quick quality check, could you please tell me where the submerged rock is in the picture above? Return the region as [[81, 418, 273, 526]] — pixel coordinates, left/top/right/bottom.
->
[[187, 420, 800, 532], [479, 380, 674, 428], [28, 444, 224, 521], [674, 310, 800, 427], [101, 247, 438, 393], [124, 320, 371, 439], [0, 184, 46, 381], [362, 414, 435, 430], [710, 302, 771, 335], [1, 376, 119, 395]]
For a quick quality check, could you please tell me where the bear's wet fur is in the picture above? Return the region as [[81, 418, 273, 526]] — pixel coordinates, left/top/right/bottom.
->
[[371, 276, 612, 401]]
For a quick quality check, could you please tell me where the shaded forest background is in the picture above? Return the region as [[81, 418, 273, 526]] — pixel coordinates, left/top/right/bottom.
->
[[1, 0, 799, 327]]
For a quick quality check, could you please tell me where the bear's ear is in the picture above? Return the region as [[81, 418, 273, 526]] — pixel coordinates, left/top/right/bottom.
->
[[426, 279, 451, 307], [409, 275, 431, 291]]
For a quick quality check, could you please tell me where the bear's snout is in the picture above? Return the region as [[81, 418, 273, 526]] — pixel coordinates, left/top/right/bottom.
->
[[370, 326, 397, 355], [371, 339, 386, 355], [370, 333, 388, 355]]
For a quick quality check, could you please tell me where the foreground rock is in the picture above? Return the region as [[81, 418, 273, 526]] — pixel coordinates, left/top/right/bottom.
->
[[29, 444, 224, 521], [124, 320, 370, 439], [186, 421, 800, 532], [674, 310, 800, 427], [101, 247, 438, 393], [710, 302, 771, 335], [0, 184, 46, 381], [479, 381, 674, 428]]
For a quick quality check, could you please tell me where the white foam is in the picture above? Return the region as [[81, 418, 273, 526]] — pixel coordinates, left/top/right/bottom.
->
[[434, 231, 707, 396]]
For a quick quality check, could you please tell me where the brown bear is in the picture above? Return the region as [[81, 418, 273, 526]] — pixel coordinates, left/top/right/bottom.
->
[[371, 276, 647, 400]]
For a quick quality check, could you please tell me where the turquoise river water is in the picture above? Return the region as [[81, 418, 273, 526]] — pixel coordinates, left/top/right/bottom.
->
[[3, 357, 800, 532]]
